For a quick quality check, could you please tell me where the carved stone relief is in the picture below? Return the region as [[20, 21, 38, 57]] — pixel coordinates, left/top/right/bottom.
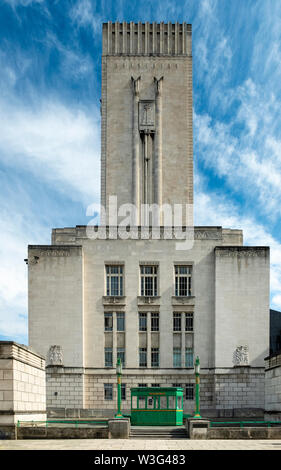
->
[[48, 345, 63, 366], [233, 345, 249, 366]]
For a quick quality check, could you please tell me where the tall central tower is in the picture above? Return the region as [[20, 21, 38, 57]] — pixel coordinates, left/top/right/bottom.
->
[[101, 22, 193, 224]]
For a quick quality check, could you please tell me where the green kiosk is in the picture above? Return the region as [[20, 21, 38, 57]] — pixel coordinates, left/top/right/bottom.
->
[[130, 387, 184, 426]]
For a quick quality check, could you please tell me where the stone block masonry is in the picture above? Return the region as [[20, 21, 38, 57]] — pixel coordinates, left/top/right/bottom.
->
[[0, 342, 46, 426]]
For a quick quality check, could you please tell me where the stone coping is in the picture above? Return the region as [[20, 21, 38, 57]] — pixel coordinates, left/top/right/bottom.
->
[[0, 341, 45, 361]]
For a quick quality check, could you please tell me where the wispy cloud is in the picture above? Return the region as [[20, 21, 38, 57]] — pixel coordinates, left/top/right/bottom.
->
[[0, 98, 100, 205]]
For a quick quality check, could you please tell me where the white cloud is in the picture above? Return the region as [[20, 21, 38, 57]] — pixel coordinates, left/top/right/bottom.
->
[[195, 181, 281, 310], [0, 99, 101, 205]]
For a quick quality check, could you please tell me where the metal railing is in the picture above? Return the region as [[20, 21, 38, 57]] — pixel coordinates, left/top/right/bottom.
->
[[209, 420, 281, 428], [17, 419, 109, 428], [265, 354, 281, 370]]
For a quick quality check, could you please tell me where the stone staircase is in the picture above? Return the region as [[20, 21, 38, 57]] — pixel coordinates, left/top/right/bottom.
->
[[130, 426, 188, 440]]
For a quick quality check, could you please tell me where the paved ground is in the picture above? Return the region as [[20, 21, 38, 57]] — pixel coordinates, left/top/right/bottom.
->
[[1, 439, 281, 450]]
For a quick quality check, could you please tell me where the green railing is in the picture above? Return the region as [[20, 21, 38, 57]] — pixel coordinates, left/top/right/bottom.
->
[[209, 420, 281, 428], [17, 419, 109, 428]]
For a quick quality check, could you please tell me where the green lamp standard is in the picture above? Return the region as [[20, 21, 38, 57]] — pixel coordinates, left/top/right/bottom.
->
[[193, 356, 202, 419], [115, 357, 123, 418]]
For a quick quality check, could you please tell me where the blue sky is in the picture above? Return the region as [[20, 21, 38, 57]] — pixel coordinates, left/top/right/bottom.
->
[[1, 0, 281, 345]]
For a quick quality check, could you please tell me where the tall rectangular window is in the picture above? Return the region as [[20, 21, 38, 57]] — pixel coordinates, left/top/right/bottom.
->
[[151, 348, 159, 367], [140, 265, 158, 296], [185, 313, 193, 332], [104, 312, 113, 331], [173, 347, 181, 367], [121, 383, 126, 401], [185, 384, 194, 400], [139, 312, 147, 331], [104, 383, 113, 400], [139, 348, 147, 367], [104, 347, 113, 367], [185, 347, 194, 368], [117, 312, 125, 331], [173, 312, 181, 331], [106, 265, 123, 296], [151, 312, 159, 331], [175, 265, 192, 296], [117, 348, 125, 367]]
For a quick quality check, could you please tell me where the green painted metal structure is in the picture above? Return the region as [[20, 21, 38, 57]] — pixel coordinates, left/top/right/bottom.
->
[[130, 387, 184, 426]]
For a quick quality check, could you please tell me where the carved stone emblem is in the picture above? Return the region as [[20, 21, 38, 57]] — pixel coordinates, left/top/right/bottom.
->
[[48, 345, 63, 366], [233, 345, 249, 366], [139, 101, 155, 130]]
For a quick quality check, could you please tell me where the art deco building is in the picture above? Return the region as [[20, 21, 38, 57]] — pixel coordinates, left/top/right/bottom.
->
[[28, 22, 269, 417]]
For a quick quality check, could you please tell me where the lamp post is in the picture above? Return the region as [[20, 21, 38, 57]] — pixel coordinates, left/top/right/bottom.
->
[[115, 357, 123, 418], [193, 356, 202, 419]]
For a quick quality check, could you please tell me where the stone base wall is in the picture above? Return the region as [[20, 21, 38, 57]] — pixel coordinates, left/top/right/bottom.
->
[[46, 367, 265, 417], [46, 367, 84, 409], [213, 368, 265, 410], [0, 342, 46, 425], [265, 362, 281, 412]]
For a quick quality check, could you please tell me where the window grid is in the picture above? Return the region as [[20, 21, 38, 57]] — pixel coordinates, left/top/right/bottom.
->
[[185, 347, 194, 368], [117, 312, 125, 331], [139, 312, 147, 331], [106, 265, 124, 296], [151, 347, 159, 367], [173, 312, 182, 332], [173, 347, 181, 368], [104, 347, 113, 367], [151, 312, 159, 331], [185, 384, 194, 400], [121, 383, 126, 401], [140, 265, 158, 296], [139, 347, 147, 367], [104, 383, 113, 400], [175, 265, 192, 297], [117, 348, 125, 367], [104, 312, 113, 331], [185, 313, 193, 332]]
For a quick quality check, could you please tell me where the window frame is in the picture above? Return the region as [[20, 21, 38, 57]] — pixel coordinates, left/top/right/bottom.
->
[[105, 264, 124, 297], [174, 265, 192, 297], [140, 265, 158, 297]]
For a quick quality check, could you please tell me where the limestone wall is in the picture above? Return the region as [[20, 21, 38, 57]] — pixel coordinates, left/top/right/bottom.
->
[[265, 354, 281, 412], [0, 342, 46, 424]]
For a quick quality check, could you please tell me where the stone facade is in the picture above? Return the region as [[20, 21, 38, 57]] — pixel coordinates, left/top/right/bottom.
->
[[101, 22, 193, 224], [0, 342, 46, 424], [265, 353, 281, 417], [27, 23, 270, 418]]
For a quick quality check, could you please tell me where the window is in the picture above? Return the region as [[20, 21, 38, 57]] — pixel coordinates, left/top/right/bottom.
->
[[139, 312, 147, 331], [104, 383, 113, 400], [139, 348, 147, 367], [121, 383, 126, 401], [117, 348, 125, 367], [151, 312, 159, 331], [117, 312, 125, 331], [105, 347, 113, 367], [185, 347, 193, 368], [172, 383, 182, 388], [151, 348, 159, 367], [140, 265, 158, 296], [173, 312, 181, 331], [173, 347, 181, 367], [154, 383, 160, 387], [106, 265, 123, 296], [104, 312, 113, 331], [138, 383, 147, 387], [185, 313, 193, 332], [175, 265, 192, 296], [185, 384, 194, 400]]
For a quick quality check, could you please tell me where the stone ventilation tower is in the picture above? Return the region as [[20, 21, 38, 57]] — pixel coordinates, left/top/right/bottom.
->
[[101, 22, 193, 225]]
